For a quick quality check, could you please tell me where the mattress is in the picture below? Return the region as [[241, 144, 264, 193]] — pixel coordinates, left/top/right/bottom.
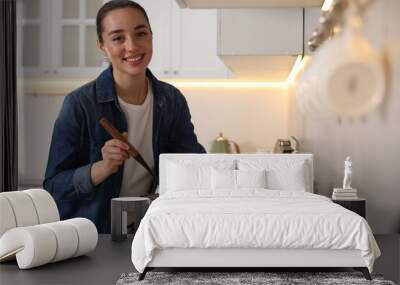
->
[[131, 190, 380, 273]]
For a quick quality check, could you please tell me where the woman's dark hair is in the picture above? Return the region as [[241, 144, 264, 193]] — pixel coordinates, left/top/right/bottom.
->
[[96, 0, 152, 43]]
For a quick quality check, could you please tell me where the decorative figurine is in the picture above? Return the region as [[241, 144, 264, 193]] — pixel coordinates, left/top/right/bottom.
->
[[342, 156, 352, 189]]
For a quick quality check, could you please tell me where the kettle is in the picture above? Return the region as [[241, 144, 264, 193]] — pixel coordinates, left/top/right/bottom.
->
[[273, 136, 300, 154], [210, 133, 240, 154]]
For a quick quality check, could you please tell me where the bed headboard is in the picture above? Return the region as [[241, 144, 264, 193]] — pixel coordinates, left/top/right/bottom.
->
[[159, 153, 314, 195]]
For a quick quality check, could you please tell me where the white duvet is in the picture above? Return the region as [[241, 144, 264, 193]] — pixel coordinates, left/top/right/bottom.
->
[[131, 190, 380, 273]]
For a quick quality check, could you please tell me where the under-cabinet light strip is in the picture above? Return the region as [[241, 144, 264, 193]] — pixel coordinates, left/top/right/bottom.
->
[[166, 55, 304, 89], [22, 55, 305, 93], [286, 55, 306, 85], [164, 81, 288, 89]]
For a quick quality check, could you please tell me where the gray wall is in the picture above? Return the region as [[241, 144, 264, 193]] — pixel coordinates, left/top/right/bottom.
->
[[289, 0, 400, 234]]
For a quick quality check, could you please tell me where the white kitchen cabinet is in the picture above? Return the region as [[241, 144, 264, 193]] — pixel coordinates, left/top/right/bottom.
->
[[170, 1, 229, 78], [18, 0, 106, 78], [18, 0, 228, 79], [219, 8, 303, 55], [17, 0, 53, 76], [176, 0, 323, 9], [217, 8, 303, 81], [134, 0, 172, 77], [139, 0, 229, 78], [51, 0, 106, 77]]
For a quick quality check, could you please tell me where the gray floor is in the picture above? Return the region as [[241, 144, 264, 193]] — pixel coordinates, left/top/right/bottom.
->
[[374, 234, 400, 284], [0, 234, 398, 285]]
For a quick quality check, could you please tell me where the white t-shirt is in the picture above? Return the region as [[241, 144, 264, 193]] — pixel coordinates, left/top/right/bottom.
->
[[118, 80, 154, 199]]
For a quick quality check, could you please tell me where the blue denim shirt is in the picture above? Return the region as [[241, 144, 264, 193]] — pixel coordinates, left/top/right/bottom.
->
[[43, 67, 205, 233]]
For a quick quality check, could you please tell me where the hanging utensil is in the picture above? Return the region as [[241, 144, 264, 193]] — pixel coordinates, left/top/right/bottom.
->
[[318, 7, 385, 118]]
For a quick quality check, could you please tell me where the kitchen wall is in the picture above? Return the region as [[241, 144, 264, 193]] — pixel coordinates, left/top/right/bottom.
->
[[18, 86, 289, 185], [182, 86, 289, 152], [288, 0, 400, 234]]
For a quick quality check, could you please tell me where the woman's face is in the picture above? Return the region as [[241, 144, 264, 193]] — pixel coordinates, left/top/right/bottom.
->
[[98, 7, 152, 77]]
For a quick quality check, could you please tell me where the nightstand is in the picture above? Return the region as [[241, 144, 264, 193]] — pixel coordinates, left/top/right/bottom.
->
[[332, 198, 366, 218]]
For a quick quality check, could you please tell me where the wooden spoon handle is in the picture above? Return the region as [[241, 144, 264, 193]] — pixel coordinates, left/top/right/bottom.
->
[[99, 117, 154, 177]]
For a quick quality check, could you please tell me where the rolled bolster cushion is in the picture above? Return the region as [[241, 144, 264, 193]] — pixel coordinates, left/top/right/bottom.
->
[[0, 189, 60, 239], [0, 226, 57, 269], [0, 196, 17, 237], [0, 218, 98, 269], [65, 218, 98, 257], [23, 189, 60, 224], [0, 191, 39, 228], [42, 221, 79, 263]]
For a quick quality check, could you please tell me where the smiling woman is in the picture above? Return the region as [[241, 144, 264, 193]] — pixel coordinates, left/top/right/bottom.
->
[[96, 1, 153, 87], [43, 0, 205, 234]]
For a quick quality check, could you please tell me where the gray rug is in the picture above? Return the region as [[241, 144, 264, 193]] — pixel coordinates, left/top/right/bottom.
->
[[116, 271, 396, 285]]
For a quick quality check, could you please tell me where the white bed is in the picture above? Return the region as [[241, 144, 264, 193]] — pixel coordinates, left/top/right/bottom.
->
[[131, 154, 380, 280]]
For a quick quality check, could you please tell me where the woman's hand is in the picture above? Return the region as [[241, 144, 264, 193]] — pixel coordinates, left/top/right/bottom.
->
[[101, 132, 130, 174], [91, 133, 130, 186]]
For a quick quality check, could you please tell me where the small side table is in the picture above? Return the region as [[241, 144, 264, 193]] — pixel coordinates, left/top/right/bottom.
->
[[111, 197, 150, 242], [332, 198, 366, 218]]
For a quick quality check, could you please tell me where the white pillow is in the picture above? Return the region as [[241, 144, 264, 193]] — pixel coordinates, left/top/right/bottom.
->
[[167, 162, 211, 191], [238, 159, 308, 191], [267, 162, 307, 191], [211, 169, 267, 190], [237, 169, 267, 188], [211, 168, 236, 190], [166, 159, 235, 192]]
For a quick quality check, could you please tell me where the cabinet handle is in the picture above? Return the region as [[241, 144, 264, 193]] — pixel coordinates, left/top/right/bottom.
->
[[173, 70, 179, 75], [163, 70, 169, 75], [53, 70, 58, 74]]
